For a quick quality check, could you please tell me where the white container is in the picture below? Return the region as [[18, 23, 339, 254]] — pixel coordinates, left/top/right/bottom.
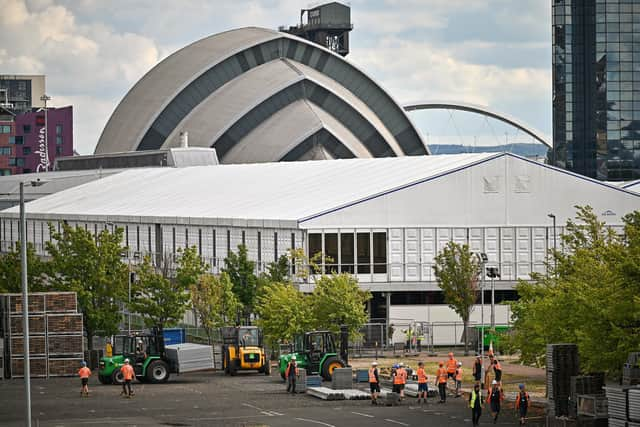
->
[[165, 343, 214, 374]]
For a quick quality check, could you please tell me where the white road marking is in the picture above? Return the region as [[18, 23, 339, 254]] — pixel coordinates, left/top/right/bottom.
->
[[351, 411, 374, 418], [242, 402, 266, 411], [295, 417, 337, 427], [385, 419, 410, 426]]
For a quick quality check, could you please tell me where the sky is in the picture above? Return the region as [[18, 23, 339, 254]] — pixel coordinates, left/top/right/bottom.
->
[[0, 0, 552, 154]]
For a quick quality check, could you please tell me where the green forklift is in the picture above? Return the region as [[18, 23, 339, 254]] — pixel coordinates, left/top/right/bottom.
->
[[278, 327, 348, 381], [98, 328, 174, 384]]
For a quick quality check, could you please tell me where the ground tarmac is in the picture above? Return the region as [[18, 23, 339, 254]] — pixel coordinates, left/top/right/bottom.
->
[[0, 370, 545, 426]]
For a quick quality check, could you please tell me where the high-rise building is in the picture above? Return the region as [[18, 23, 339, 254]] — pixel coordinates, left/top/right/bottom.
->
[[552, 0, 640, 181], [0, 75, 46, 113], [0, 106, 73, 175]]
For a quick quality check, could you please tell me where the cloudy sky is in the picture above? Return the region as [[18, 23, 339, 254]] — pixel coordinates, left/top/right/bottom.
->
[[0, 0, 552, 154]]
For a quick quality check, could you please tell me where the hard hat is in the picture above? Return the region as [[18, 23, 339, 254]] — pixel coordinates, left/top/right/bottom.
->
[[124, 358, 130, 363], [399, 362, 404, 367], [291, 355, 296, 360], [492, 380, 498, 385], [371, 361, 378, 366], [81, 361, 87, 367], [519, 384, 525, 390], [393, 364, 399, 369], [457, 362, 462, 366]]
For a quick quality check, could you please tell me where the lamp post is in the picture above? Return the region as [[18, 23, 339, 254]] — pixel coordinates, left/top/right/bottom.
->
[[20, 178, 47, 427], [39, 94, 51, 172], [486, 267, 500, 329], [548, 213, 557, 272], [474, 252, 488, 390]]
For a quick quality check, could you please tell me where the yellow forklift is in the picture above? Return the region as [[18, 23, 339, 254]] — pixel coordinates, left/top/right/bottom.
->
[[220, 326, 270, 375]]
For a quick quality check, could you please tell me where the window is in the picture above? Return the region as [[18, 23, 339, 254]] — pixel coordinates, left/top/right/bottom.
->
[[372, 232, 387, 274], [0, 125, 10, 134], [357, 232, 370, 274], [14, 136, 23, 145], [308, 233, 322, 273], [226, 230, 231, 255], [56, 124, 62, 135], [241, 230, 245, 246], [56, 136, 63, 145], [340, 232, 354, 273], [274, 232, 278, 261], [212, 229, 216, 266], [8, 158, 15, 166], [22, 168, 30, 173], [0, 147, 11, 155], [185, 228, 189, 247], [257, 231, 262, 264], [0, 169, 10, 176], [23, 125, 31, 134], [22, 147, 31, 155], [198, 229, 202, 255], [324, 233, 338, 274], [56, 146, 63, 155]]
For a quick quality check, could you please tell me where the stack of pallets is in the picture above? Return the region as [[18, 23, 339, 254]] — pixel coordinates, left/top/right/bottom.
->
[[0, 292, 84, 378], [547, 343, 579, 417], [623, 353, 640, 386], [606, 386, 640, 427], [331, 367, 353, 390]]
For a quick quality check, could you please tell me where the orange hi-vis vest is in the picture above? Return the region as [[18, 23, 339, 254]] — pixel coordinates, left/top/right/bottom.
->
[[369, 368, 378, 383], [285, 362, 299, 378], [456, 367, 463, 381], [121, 364, 134, 381], [417, 367, 427, 384], [446, 358, 458, 373], [437, 367, 448, 384], [494, 361, 502, 371], [398, 368, 407, 384], [393, 370, 403, 384], [78, 367, 91, 378]]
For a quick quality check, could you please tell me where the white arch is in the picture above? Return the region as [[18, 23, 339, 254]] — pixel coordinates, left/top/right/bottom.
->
[[403, 100, 552, 148]]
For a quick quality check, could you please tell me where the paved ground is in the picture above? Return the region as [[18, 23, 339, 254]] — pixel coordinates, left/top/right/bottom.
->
[[0, 371, 546, 426]]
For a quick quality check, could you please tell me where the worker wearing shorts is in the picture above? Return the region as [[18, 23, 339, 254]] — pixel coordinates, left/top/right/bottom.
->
[[416, 362, 428, 404], [369, 361, 380, 405], [78, 361, 91, 397], [120, 358, 135, 398]]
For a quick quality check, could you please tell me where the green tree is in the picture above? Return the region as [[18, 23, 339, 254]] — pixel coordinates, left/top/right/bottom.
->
[[46, 224, 128, 349], [263, 254, 290, 283], [433, 241, 480, 355], [0, 242, 49, 293], [509, 206, 640, 375], [223, 244, 257, 322], [310, 273, 371, 336], [129, 247, 201, 330], [190, 272, 240, 344], [255, 281, 313, 349]]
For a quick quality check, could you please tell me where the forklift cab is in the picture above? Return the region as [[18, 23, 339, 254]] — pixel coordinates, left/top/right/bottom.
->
[[294, 331, 337, 374], [113, 333, 164, 376]]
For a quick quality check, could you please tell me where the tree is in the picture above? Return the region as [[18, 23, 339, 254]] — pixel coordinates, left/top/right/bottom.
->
[[223, 244, 257, 322], [46, 224, 128, 349], [190, 272, 240, 344], [509, 206, 640, 375], [0, 242, 49, 293], [310, 273, 371, 336], [433, 241, 480, 356], [255, 281, 313, 349], [262, 254, 290, 284], [129, 247, 201, 330]]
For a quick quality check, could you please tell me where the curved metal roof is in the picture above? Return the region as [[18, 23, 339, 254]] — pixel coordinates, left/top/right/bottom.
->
[[403, 100, 552, 148], [95, 27, 428, 162]]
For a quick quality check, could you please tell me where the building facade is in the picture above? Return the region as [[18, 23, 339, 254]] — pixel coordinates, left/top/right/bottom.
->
[[552, 0, 640, 181], [0, 106, 73, 175], [0, 75, 46, 113]]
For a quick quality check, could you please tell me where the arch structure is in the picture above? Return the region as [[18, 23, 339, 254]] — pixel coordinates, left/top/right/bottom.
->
[[95, 27, 428, 163], [403, 101, 552, 148]]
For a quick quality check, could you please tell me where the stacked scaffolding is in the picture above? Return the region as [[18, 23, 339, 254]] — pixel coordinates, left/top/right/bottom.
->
[[547, 343, 580, 417], [0, 292, 83, 378]]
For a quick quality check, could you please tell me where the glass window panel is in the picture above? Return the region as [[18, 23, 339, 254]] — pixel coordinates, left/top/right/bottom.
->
[[356, 232, 370, 274], [340, 233, 354, 273], [308, 233, 322, 273], [372, 232, 387, 274], [324, 233, 338, 274]]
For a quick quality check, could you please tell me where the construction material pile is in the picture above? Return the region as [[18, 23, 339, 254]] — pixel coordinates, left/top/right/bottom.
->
[[547, 343, 579, 417], [331, 367, 352, 390], [623, 352, 640, 386], [606, 386, 640, 427], [0, 292, 83, 378], [165, 343, 214, 374]]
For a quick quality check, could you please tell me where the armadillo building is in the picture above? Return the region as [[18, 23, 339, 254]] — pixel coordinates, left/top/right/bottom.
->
[[94, 27, 428, 163]]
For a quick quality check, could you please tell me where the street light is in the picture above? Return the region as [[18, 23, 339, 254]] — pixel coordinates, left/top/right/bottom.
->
[[548, 213, 557, 272], [474, 252, 488, 390], [20, 178, 48, 427], [39, 94, 51, 172], [486, 267, 501, 329]]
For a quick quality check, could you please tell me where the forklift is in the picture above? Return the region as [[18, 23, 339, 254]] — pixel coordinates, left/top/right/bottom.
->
[[98, 327, 174, 384], [220, 326, 270, 376], [278, 326, 348, 381]]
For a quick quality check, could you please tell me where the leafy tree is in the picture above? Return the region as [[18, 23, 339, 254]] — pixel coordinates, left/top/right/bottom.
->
[[0, 242, 49, 293], [263, 254, 290, 283], [46, 224, 128, 349], [223, 244, 257, 322], [509, 206, 640, 375], [433, 241, 480, 355], [190, 272, 240, 344], [255, 281, 313, 349], [129, 247, 201, 330], [310, 273, 371, 336]]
